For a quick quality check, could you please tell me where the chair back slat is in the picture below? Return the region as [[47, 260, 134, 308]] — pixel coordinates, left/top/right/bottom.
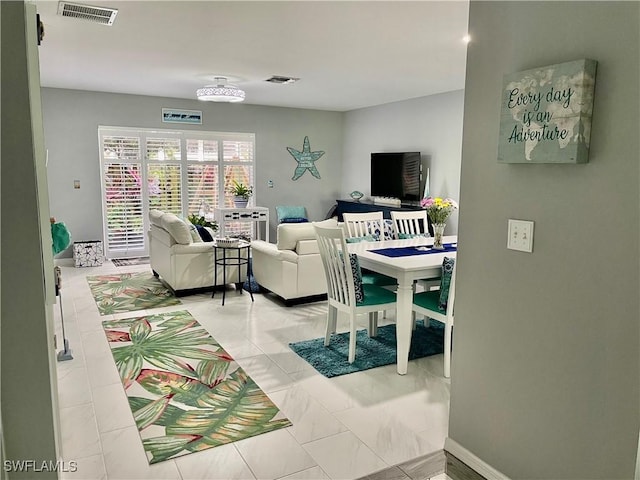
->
[[343, 212, 384, 238], [314, 224, 356, 308], [391, 210, 430, 238]]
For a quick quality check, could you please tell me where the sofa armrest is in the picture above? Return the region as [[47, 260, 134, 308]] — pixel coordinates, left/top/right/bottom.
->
[[296, 239, 319, 255], [252, 240, 298, 263], [173, 242, 216, 255]]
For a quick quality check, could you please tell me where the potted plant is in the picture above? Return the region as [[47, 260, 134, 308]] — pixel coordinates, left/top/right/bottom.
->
[[230, 180, 253, 208], [187, 214, 218, 231]]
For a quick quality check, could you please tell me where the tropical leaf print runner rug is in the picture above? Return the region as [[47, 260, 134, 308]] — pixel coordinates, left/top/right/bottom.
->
[[102, 310, 291, 464], [87, 272, 181, 315]]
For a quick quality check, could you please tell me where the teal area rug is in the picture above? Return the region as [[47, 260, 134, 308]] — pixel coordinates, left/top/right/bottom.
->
[[289, 320, 444, 377]]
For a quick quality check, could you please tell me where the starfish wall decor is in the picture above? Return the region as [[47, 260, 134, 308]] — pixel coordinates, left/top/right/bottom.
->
[[286, 136, 325, 180]]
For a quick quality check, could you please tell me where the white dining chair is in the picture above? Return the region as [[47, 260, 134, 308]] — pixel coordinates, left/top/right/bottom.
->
[[390, 210, 430, 238], [412, 258, 456, 377], [314, 224, 397, 363], [342, 212, 384, 239], [391, 210, 440, 292], [341, 211, 396, 284], [341, 211, 396, 323]]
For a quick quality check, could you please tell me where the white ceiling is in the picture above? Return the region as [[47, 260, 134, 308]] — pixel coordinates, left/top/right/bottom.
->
[[35, 0, 470, 112]]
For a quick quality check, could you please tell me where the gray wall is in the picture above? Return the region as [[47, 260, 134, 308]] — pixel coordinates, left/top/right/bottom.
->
[[342, 91, 464, 233], [449, 2, 639, 478], [42, 88, 466, 247], [41, 88, 344, 246], [2, 2, 59, 476]]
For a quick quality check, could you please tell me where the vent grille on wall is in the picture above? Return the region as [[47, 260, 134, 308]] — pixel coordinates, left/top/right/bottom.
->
[[265, 76, 300, 85], [57, 1, 118, 25]]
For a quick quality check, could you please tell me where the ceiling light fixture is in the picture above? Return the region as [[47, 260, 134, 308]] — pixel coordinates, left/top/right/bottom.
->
[[196, 77, 245, 103]]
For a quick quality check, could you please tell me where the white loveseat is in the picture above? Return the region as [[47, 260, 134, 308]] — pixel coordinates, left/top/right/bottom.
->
[[251, 219, 337, 305], [148, 209, 247, 296]]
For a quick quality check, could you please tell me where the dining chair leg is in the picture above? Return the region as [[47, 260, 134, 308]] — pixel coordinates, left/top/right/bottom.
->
[[368, 311, 378, 337], [324, 305, 337, 346], [444, 321, 453, 378], [348, 319, 357, 363]]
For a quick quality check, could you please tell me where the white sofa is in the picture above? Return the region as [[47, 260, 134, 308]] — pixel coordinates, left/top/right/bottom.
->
[[148, 209, 247, 296], [251, 219, 337, 305]]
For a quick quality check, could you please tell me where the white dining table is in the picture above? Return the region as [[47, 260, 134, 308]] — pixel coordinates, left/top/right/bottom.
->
[[347, 235, 457, 375]]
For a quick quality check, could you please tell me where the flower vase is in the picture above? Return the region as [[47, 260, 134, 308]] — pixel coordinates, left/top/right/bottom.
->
[[432, 223, 446, 249]]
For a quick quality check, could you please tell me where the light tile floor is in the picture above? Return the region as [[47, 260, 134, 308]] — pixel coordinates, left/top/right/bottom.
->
[[53, 259, 452, 480]]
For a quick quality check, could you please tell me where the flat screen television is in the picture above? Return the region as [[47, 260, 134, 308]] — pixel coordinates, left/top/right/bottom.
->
[[370, 152, 422, 202]]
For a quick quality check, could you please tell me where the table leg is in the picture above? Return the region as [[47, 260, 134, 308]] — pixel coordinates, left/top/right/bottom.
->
[[212, 248, 218, 299], [246, 247, 254, 302], [222, 249, 227, 306], [395, 281, 413, 375], [237, 248, 243, 295]]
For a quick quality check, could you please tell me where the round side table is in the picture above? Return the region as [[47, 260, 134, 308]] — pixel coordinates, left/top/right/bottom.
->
[[212, 240, 254, 306]]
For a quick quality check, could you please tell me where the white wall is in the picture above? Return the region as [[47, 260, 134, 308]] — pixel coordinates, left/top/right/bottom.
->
[[342, 91, 464, 233], [41, 88, 344, 247], [449, 2, 639, 478]]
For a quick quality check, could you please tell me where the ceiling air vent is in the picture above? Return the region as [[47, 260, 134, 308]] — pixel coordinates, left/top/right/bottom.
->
[[57, 1, 118, 25], [265, 76, 300, 85]]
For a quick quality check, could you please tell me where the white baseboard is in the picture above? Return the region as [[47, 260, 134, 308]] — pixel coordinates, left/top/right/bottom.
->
[[444, 437, 511, 480]]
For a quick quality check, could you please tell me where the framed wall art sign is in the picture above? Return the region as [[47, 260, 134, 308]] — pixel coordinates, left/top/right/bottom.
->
[[162, 108, 202, 125], [498, 59, 597, 164]]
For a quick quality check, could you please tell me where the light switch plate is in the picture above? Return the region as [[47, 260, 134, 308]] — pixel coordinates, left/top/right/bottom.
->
[[507, 219, 534, 252]]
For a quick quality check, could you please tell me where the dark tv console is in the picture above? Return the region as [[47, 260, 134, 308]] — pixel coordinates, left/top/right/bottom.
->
[[335, 199, 433, 236]]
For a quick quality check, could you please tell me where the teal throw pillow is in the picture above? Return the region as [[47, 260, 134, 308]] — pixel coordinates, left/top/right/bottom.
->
[[276, 206, 307, 223], [345, 234, 379, 243], [398, 232, 428, 239], [438, 257, 455, 310]]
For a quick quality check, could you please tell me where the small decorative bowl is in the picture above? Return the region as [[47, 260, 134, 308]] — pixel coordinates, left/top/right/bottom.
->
[[215, 237, 239, 248], [350, 190, 364, 201]]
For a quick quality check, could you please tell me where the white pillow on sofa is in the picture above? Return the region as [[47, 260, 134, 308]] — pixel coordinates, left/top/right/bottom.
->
[[161, 213, 192, 245], [149, 209, 165, 227]]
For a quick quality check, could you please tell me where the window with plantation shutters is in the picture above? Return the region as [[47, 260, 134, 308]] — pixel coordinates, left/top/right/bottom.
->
[[187, 163, 218, 215], [103, 162, 144, 253], [147, 163, 182, 215], [101, 134, 144, 256], [186, 138, 219, 215], [99, 127, 255, 259]]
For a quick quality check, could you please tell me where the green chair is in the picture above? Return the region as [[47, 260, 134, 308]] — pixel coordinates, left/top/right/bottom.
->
[[314, 224, 397, 363], [412, 257, 456, 377]]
